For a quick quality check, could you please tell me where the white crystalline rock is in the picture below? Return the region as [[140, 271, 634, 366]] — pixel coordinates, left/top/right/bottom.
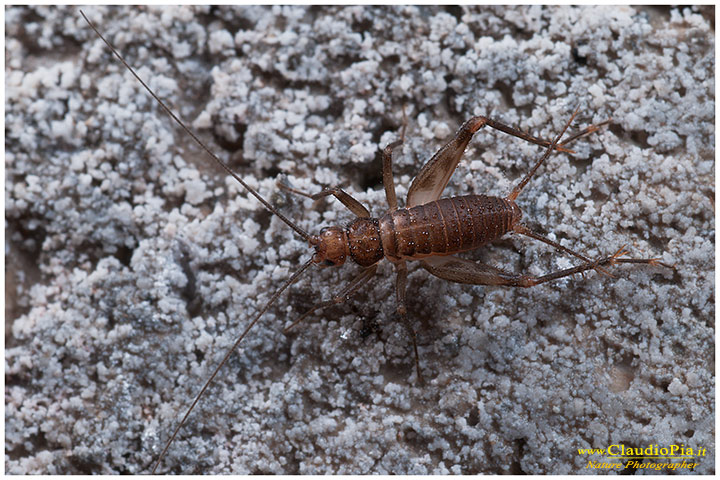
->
[[5, 5, 713, 475]]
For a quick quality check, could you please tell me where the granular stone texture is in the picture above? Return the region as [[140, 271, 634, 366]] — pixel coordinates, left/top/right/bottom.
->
[[5, 5, 713, 474]]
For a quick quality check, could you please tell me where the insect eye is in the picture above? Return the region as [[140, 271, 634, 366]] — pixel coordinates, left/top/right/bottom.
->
[[322, 260, 335, 267]]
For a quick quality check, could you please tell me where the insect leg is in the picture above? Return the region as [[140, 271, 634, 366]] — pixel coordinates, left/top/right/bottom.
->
[[382, 140, 403, 211], [283, 264, 378, 332], [422, 255, 530, 286], [512, 223, 612, 276], [480, 117, 609, 151], [394, 261, 423, 384], [406, 113, 587, 208], [558, 119, 611, 147], [421, 250, 667, 288], [507, 108, 579, 202], [407, 116, 488, 208], [278, 183, 370, 218], [382, 108, 408, 211]]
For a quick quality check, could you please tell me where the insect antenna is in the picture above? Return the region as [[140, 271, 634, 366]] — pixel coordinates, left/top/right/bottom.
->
[[79, 10, 319, 473], [151, 257, 314, 473], [80, 10, 309, 241]]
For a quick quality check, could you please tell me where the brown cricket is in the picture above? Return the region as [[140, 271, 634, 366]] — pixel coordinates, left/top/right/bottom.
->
[[81, 11, 670, 474]]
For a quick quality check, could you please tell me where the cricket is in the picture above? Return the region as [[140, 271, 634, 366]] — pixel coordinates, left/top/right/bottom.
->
[[80, 10, 672, 474]]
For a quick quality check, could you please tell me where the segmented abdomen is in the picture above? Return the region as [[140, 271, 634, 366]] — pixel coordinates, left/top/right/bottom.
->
[[378, 195, 521, 261]]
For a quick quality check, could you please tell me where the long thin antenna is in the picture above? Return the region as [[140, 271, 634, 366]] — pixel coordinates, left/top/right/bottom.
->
[[78, 9, 317, 473], [80, 10, 310, 241], [152, 257, 314, 473]]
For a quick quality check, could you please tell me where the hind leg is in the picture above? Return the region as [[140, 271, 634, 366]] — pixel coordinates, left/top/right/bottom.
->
[[421, 248, 670, 287], [394, 261, 424, 384]]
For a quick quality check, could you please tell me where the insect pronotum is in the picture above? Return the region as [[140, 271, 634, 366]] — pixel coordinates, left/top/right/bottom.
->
[[81, 10, 672, 474]]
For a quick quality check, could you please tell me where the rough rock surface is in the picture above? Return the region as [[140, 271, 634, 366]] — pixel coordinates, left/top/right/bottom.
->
[[6, 5, 714, 474]]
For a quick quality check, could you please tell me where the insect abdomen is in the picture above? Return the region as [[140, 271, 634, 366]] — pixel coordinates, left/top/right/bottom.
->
[[378, 195, 521, 262]]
